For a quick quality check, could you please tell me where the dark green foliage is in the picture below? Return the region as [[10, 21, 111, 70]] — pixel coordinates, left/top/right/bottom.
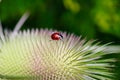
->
[[0, 0, 120, 42]]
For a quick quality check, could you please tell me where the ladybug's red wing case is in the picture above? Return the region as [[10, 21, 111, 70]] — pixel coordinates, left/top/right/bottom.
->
[[51, 32, 63, 40]]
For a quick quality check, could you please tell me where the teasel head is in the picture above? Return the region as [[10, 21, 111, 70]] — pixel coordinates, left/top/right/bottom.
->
[[0, 13, 115, 80]]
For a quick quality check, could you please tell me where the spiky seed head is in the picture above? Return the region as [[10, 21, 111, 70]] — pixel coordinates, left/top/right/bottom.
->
[[0, 29, 114, 80]]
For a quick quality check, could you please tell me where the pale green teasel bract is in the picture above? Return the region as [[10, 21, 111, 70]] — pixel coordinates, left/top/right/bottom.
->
[[0, 12, 114, 80]]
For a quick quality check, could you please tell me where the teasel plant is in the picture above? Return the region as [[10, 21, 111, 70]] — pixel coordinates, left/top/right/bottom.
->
[[0, 12, 117, 80]]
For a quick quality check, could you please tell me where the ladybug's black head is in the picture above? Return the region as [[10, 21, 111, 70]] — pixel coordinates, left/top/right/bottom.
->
[[59, 34, 63, 39]]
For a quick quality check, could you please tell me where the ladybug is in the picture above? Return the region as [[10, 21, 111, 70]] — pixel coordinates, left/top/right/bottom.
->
[[51, 32, 63, 40]]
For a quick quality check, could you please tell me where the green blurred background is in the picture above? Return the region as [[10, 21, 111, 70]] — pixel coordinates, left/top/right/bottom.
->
[[0, 0, 120, 44], [0, 0, 120, 79]]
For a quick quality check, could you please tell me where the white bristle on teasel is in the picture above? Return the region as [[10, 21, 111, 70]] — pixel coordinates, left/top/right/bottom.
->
[[0, 12, 115, 80]]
